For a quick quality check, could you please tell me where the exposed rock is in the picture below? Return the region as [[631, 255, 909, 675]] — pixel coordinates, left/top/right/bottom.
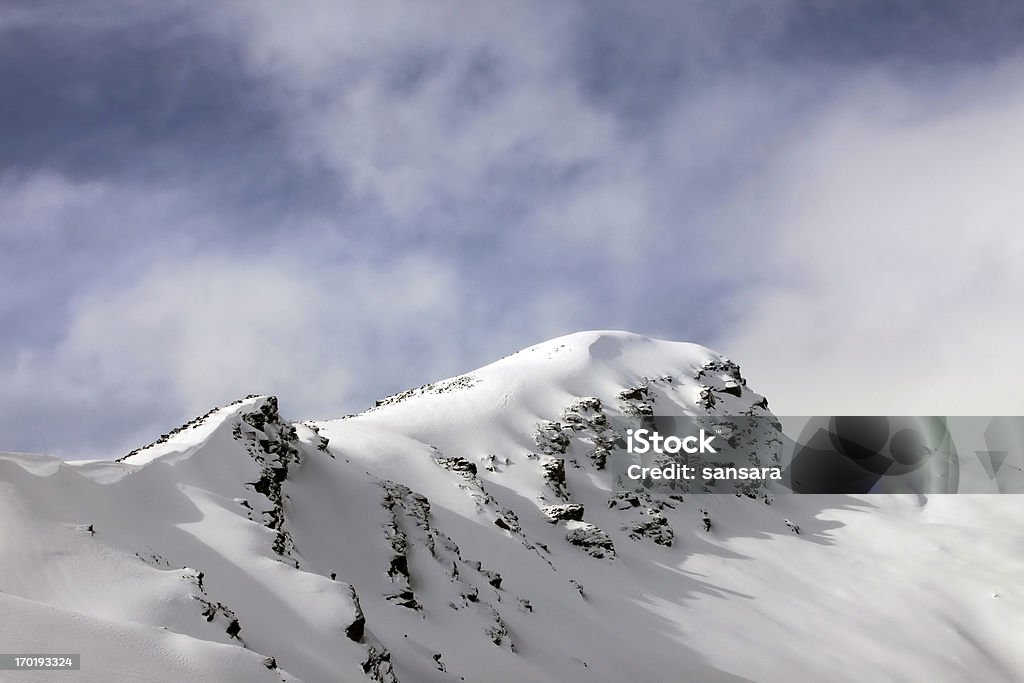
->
[[234, 397, 302, 559], [436, 456, 478, 477], [385, 590, 420, 610], [371, 374, 477, 411], [588, 436, 613, 470], [608, 492, 641, 509], [628, 514, 674, 547], [380, 482, 418, 609], [695, 359, 745, 387], [379, 480, 507, 620], [608, 489, 677, 546], [466, 560, 502, 589], [698, 386, 717, 410], [184, 568, 244, 644], [534, 421, 570, 455], [346, 585, 367, 642], [483, 605, 515, 651], [559, 397, 613, 469], [225, 618, 241, 640], [493, 508, 522, 533], [564, 521, 615, 559], [361, 645, 399, 683], [135, 548, 171, 569], [561, 397, 607, 431], [299, 421, 333, 455], [618, 384, 655, 417], [618, 386, 648, 402], [539, 456, 569, 500], [541, 503, 585, 523]]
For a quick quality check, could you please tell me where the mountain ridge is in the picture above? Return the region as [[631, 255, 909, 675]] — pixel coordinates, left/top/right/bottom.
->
[[2, 331, 1022, 682]]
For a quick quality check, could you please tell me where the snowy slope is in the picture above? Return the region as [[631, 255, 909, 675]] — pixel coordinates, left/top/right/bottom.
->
[[2, 331, 1023, 683]]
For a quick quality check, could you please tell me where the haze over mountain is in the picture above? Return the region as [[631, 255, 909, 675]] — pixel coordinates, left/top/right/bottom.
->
[[2, 332, 1022, 682]]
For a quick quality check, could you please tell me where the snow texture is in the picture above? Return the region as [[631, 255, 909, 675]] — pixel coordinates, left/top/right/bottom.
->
[[2, 331, 1023, 682]]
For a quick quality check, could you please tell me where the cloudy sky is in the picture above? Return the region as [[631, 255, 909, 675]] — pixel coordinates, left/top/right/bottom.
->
[[3, 1, 1024, 458]]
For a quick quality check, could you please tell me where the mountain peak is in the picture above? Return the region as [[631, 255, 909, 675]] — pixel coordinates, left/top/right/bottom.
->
[[117, 394, 275, 466], [344, 331, 762, 455], [7, 332, 1011, 682]]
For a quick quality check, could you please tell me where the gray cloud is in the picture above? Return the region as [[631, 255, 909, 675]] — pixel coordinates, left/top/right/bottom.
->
[[3, 1, 1024, 456]]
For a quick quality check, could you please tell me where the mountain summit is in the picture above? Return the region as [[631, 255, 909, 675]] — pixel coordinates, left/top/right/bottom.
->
[[2, 332, 1021, 682]]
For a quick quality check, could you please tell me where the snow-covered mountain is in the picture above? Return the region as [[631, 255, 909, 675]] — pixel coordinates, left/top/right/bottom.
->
[[2, 331, 1023, 682]]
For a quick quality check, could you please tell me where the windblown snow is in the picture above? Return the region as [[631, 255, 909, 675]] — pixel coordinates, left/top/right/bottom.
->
[[1, 331, 1022, 682]]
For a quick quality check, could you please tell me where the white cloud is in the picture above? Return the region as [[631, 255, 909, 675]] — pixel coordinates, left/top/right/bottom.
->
[[0, 171, 220, 247], [0, 165, 618, 456], [54, 254, 473, 419], [717, 62, 1024, 415]]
